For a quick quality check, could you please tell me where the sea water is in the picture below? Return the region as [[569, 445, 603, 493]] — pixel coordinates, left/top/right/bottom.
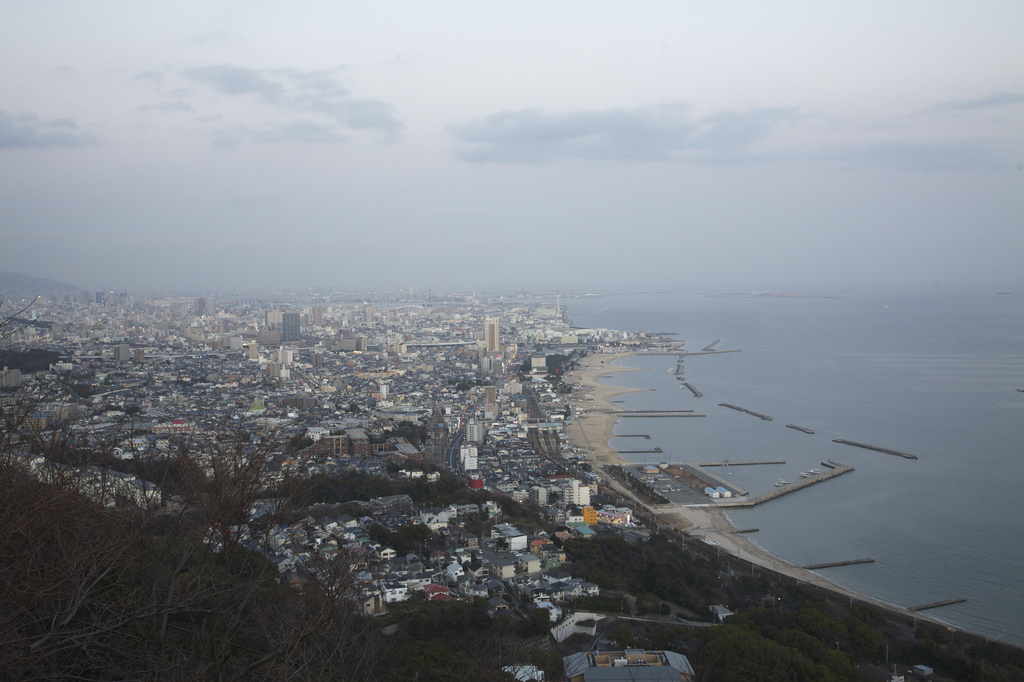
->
[[566, 287, 1024, 646]]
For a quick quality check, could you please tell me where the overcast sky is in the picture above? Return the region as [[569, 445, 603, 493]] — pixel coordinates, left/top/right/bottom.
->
[[2, 1, 1022, 293]]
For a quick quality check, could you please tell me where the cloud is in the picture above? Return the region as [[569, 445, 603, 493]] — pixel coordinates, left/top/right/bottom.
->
[[204, 121, 348, 150], [819, 139, 1004, 171], [185, 64, 285, 99], [138, 101, 195, 114], [249, 121, 347, 145], [133, 70, 165, 85], [182, 64, 402, 139], [0, 111, 96, 149], [447, 104, 796, 163], [923, 92, 1024, 115]]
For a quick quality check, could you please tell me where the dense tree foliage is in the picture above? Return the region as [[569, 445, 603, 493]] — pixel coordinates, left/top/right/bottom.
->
[[565, 532, 721, 612]]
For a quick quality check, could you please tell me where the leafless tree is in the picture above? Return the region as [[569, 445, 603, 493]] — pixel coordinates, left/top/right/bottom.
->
[[0, 402, 385, 680]]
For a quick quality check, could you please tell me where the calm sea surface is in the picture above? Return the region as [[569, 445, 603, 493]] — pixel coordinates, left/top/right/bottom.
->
[[566, 288, 1024, 646]]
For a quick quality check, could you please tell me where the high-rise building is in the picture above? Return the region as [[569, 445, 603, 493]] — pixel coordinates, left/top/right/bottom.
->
[[311, 305, 324, 325], [248, 342, 259, 360], [258, 330, 281, 345], [282, 312, 301, 342], [460, 445, 478, 471], [193, 297, 206, 316], [363, 302, 374, 325], [485, 317, 500, 354], [133, 348, 145, 365], [466, 419, 485, 444], [114, 344, 131, 362]]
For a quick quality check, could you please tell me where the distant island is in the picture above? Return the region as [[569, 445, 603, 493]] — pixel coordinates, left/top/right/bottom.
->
[[0, 270, 78, 296], [704, 291, 844, 299]]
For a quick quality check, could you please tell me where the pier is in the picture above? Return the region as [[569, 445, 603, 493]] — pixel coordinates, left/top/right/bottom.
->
[[702, 338, 721, 351], [736, 528, 759, 534], [616, 448, 663, 454], [619, 413, 706, 418], [616, 434, 651, 439], [715, 461, 855, 507], [678, 464, 749, 497], [909, 597, 967, 612], [680, 348, 742, 356], [681, 382, 703, 397], [786, 424, 815, 434], [617, 409, 695, 413], [833, 439, 918, 460], [699, 460, 785, 467], [802, 558, 875, 570], [719, 403, 773, 421]]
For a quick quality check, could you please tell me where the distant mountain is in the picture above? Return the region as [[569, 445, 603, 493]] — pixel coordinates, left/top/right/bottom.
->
[[0, 270, 79, 295]]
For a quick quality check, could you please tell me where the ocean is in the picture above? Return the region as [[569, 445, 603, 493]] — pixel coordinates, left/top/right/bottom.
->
[[565, 287, 1024, 646]]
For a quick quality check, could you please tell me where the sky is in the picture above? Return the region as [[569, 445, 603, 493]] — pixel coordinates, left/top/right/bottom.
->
[[2, 1, 1023, 294]]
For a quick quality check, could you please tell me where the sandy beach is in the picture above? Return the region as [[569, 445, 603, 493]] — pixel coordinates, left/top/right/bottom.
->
[[563, 352, 648, 468], [564, 351, 949, 627]]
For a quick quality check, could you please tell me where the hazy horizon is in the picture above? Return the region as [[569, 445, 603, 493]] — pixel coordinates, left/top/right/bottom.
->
[[3, 2, 1022, 293]]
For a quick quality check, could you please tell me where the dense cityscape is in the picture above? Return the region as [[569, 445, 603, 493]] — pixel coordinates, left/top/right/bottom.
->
[[2, 281, 1022, 681]]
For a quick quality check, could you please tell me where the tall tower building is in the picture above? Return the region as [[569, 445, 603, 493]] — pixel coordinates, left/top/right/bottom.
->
[[311, 305, 324, 325], [282, 312, 301, 342], [485, 317, 500, 354], [363, 302, 374, 325]]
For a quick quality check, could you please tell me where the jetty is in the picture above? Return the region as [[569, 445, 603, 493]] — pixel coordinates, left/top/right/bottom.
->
[[616, 434, 651, 439], [702, 339, 721, 351], [681, 382, 703, 397], [616, 448, 663, 455], [833, 439, 917, 460], [680, 348, 742, 356], [715, 461, 854, 507], [699, 460, 785, 467], [619, 413, 706, 418], [617, 409, 694, 413], [719, 403, 773, 421], [909, 597, 967, 612], [802, 558, 875, 570], [786, 424, 815, 434]]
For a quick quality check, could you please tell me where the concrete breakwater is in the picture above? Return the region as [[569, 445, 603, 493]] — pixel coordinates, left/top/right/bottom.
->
[[680, 348, 742, 356], [699, 460, 786, 467], [719, 403, 773, 421], [910, 597, 967, 612], [802, 558, 875, 570], [681, 382, 703, 397], [786, 424, 815, 434], [619, 413, 706, 418], [716, 460, 854, 507], [833, 439, 918, 460]]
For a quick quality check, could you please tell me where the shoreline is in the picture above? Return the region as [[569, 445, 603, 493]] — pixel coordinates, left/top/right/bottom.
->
[[563, 351, 648, 469], [564, 350, 955, 633]]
